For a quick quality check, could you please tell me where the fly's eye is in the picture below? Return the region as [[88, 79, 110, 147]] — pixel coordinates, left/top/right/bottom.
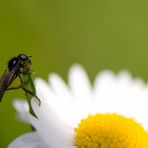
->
[[8, 57, 19, 68], [18, 54, 31, 66], [18, 54, 28, 61]]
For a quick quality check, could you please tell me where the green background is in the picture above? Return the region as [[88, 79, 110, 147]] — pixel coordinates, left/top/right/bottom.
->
[[0, 0, 148, 147]]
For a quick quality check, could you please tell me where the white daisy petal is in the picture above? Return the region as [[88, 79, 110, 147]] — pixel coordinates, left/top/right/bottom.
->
[[68, 64, 92, 101], [8, 132, 49, 148], [93, 70, 117, 112], [35, 78, 62, 115], [48, 73, 71, 100], [13, 99, 29, 112], [34, 79, 75, 126], [35, 78, 56, 102], [28, 114, 74, 147], [13, 99, 30, 123], [93, 70, 116, 96], [31, 98, 73, 136], [117, 70, 133, 84]]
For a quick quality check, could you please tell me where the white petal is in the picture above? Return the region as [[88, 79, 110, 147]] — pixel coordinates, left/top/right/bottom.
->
[[35, 76, 88, 127], [48, 73, 71, 100], [28, 114, 75, 147], [68, 64, 92, 101], [31, 98, 73, 135], [8, 132, 49, 148], [93, 71, 117, 112], [35, 78, 60, 114], [117, 71, 133, 85], [35, 78, 56, 102], [13, 99, 29, 112], [93, 70, 117, 95], [13, 99, 30, 123]]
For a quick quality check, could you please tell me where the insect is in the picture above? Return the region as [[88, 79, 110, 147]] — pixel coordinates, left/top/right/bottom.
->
[[0, 54, 40, 105]]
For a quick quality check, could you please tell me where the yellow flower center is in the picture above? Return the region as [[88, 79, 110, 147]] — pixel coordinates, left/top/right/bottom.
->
[[75, 113, 148, 148]]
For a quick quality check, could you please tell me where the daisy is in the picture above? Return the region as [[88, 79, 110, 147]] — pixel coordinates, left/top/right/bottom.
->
[[8, 64, 148, 148]]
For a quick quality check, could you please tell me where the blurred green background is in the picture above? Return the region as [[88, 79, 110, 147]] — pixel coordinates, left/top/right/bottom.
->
[[0, 0, 148, 147]]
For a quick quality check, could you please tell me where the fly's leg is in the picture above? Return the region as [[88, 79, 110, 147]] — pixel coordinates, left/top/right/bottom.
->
[[7, 85, 22, 90], [22, 86, 41, 106], [18, 75, 41, 106]]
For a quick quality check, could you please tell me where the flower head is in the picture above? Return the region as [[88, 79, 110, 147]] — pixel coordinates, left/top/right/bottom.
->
[[9, 65, 148, 148]]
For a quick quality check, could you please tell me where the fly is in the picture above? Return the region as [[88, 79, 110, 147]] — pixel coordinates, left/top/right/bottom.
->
[[0, 54, 41, 106]]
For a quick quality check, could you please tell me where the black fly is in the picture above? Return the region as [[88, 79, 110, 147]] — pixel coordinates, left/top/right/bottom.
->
[[0, 54, 40, 105]]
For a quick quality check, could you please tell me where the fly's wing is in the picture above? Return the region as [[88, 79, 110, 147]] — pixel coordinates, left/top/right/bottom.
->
[[0, 68, 17, 101]]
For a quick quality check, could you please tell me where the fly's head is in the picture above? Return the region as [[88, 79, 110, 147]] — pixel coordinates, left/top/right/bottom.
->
[[18, 54, 31, 73]]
